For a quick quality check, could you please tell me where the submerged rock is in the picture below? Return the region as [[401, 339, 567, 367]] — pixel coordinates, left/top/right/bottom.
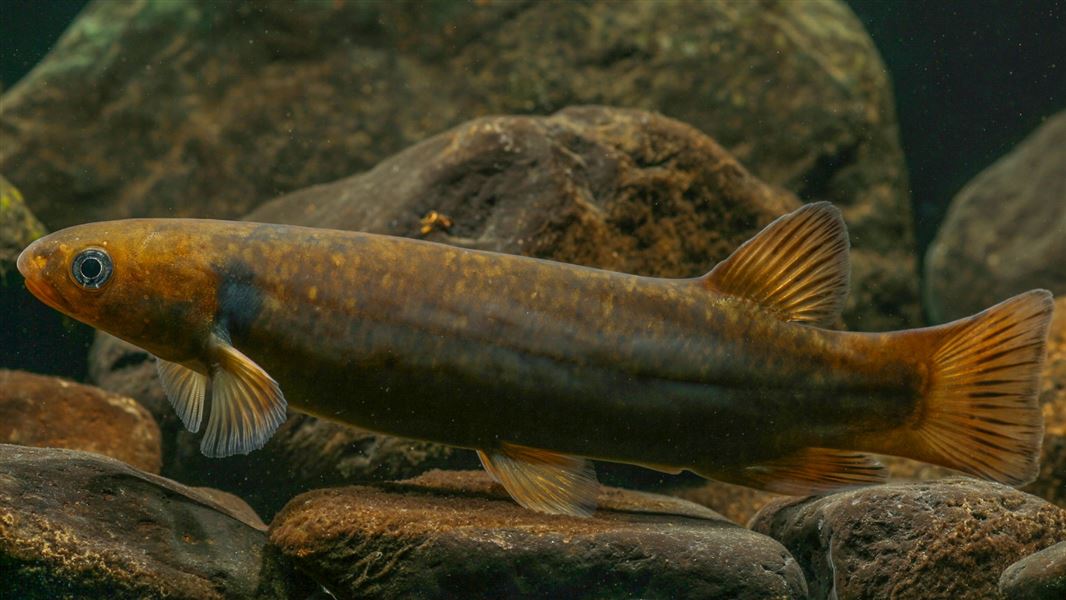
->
[[750, 479, 1066, 600], [269, 469, 807, 600], [1, 0, 917, 329], [0, 444, 312, 600], [0, 175, 45, 282], [1000, 541, 1066, 600], [1023, 295, 1066, 507], [925, 110, 1066, 323], [0, 369, 161, 473]]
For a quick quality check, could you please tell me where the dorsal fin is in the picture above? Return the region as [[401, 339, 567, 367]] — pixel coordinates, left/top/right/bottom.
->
[[702, 201, 850, 327]]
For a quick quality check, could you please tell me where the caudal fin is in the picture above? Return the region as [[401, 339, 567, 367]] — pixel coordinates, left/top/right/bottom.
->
[[896, 290, 1053, 486]]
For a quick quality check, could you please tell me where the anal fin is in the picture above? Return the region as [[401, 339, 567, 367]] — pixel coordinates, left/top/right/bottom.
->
[[478, 442, 598, 517], [717, 447, 886, 496]]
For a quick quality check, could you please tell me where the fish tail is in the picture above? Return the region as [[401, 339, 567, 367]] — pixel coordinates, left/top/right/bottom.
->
[[889, 289, 1053, 485]]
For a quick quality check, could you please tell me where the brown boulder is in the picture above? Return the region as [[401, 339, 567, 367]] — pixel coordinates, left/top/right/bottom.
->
[[1000, 541, 1066, 600], [269, 469, 807, 600], [0, 369, 161, 473], [925, 110, 1066, 323], [750, 479, 1066, 600], [2, 0, 918, 329], [1023, 295, 1066, 507], [0, 444, 312, 600]]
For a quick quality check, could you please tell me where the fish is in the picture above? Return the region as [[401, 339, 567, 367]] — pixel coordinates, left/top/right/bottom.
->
[[17, 202, 1053, 517]]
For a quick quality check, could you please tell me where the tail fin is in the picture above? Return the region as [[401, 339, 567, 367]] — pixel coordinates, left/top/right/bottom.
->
[[893, 290, 1053, 486]]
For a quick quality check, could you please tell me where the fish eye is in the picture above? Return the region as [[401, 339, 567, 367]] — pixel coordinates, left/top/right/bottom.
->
[[71, 248, 113, 289]]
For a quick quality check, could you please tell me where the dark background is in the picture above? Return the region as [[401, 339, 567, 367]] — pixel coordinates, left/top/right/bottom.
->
[[1, 0, 1064, 301]]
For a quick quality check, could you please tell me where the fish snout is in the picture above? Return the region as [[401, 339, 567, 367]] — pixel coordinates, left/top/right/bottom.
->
[[17, 238, 69, 313]]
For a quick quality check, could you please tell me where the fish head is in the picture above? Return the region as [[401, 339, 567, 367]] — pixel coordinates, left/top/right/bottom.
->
[[17, 219, 221, 363]]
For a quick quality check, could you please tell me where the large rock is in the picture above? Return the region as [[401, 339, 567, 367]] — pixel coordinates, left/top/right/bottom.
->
[[269, 469, 807, 599], [1023, 295, 1066, 507], [0, 444, 312, 600], [925, 110, 1066, 323], [0, 369, 162, 473], [1, 0, 918, 329], [750, 479, 1066, 600], [1000, 541, 1066, 600]]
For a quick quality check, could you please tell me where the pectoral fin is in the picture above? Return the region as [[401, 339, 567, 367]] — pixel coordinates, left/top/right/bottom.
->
[[156, 358, 208, 433], [478, 442, 599, 517], [714, 447, 886, 496], [199, 335, 287, 458]]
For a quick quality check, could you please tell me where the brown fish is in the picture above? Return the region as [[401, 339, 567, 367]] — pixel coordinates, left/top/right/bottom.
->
[[17, 202, 1052, 516]]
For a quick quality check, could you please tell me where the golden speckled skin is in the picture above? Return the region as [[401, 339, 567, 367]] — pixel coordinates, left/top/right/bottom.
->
[[19, 219, 926, 474]]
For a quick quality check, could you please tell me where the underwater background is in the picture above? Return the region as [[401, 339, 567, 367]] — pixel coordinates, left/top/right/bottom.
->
[[1, 1, 1064, 599]]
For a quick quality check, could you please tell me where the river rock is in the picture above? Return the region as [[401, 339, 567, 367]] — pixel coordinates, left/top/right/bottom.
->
[[669, 480, 782, 527], [0, 175, 45, 281], [1023, 295, 1066, 507], [269, 469, 807, 599], [0, 444, 312, 600], [1, 0, 918, 329], [925, 110, 1066, 323], [1000, 541, 1066, 600], [0, 369, 161, 473], [750, 479, 1066, 600]]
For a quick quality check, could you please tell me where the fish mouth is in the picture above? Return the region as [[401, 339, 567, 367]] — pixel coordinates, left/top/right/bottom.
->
[[17, 245, 69, 314], [22, 276, 68, 314]]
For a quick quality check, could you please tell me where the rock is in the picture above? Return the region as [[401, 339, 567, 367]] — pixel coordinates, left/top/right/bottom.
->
[[0, 175, 45, 282], [669, 480, 782, 527], [1, 0, 918, 329], [750, 479, 1066, 600], [1023, 295, 1066, 507], [0, 444, 313, 600], [192, 487, 268, 532], [248, 107, 798, 286], [0, 369, 162, 473], [269, 469, 807, 600], [1000, 541, 1066, 600], [925, 110, 1066, 323]]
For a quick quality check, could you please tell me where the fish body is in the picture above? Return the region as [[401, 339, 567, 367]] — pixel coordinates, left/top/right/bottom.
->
[[18, 203, 1052, 516]]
